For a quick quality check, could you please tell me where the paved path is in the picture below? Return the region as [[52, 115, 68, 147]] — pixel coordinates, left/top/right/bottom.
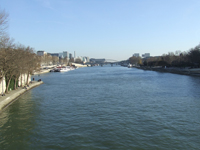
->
[[0, 81, 43, 112], [34, 69, 51, 75]]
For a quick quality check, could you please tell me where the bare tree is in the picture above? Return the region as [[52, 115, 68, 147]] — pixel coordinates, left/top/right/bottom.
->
[[75, 58, 82, 64], [0, 9, 41, 92], [129, 56, 142, 65], [0, 36, 15, 93], [63, 57, 69, 65], [0, 9, 9, 37], [24, 46, 40, 85], [5, 48, 19, 93], [52, 56, 59, 65]]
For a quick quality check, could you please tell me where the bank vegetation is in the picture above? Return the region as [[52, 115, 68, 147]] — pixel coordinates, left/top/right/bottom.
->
[[129, 44, 200, 68], [0, 9, 40, 94]]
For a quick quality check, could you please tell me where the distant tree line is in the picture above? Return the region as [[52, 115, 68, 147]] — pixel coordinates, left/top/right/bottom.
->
[[129, 44, 200, 68], [0, 9, 40, 93]]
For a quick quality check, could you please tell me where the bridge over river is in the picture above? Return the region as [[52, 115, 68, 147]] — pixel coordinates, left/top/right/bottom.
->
[[86, 59, 121, 66]]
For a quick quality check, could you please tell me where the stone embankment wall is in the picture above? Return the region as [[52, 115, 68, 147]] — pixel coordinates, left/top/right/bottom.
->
[[0, 81, 43, 112]]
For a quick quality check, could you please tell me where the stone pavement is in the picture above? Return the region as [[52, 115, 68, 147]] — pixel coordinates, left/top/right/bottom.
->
[[34, 69, 51, 75], [0, 81, 43, 112]]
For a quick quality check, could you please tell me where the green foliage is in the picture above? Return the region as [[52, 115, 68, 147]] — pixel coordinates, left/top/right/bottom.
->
[[148, 60, 169, 67], [129, 56, 142, 65], [5, 76, 18, 91], [143, 61, 147, 66], [143, 43, 200, 68], [188, 47, 200, 64]]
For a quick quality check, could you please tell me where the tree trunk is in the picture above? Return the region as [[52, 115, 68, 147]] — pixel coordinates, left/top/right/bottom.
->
[[20, 73, 22, 87], [14, 74, 20, 90], [5, 77, 12, 93], [14, 77, 17, 90], [26, 72, 30, 85]]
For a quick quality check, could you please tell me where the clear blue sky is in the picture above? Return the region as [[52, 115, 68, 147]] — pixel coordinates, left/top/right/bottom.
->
[[1, 0, 200, 60]]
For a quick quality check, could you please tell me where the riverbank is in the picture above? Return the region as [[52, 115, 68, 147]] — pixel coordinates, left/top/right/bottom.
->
[[0, 81, 43, 112], [33, 64, 87, 75], [72, 63, 88, 68], [33, 69, 51, 75], [135, 66, 200, 76]]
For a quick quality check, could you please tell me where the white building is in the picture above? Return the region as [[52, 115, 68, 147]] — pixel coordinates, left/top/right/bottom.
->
[[82, 56, 90, 62], [85, 57, 90, 62]]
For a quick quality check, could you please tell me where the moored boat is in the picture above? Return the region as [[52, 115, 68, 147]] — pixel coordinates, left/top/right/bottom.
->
[[60, 67, 70, 72], [128, 64, 132, 68]]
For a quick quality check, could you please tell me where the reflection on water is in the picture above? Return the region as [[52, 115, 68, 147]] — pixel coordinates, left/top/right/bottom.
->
[[0, 91, 39, 149], [0, 66, 200, 149]]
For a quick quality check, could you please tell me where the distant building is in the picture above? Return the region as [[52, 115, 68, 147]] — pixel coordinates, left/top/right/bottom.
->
[[37, 51, 47, 56], [74, 51, 76, 59], [59, 53, 63, 58], [85, 57, 90, 62], [142, 53, 150, 58], [50, 53, 59, 57], [69, 53, 72, 59], [133, 53, 140, 57], [63, 51, 69, 58], [75, 56, 90, 63]]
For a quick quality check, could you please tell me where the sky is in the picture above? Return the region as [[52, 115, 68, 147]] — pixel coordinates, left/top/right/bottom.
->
[[1, 0, 200, 61]]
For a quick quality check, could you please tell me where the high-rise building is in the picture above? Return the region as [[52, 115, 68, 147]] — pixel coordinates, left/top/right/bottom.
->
[[63, 51, 69, 58], [69, 53, 72, 59], [74, 51, 76, 58]]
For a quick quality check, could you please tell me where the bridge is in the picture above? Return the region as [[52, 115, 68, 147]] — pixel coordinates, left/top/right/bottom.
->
[[86, 59, 121, 67]]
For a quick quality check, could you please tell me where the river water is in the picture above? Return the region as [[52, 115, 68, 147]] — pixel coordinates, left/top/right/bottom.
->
[[0, 66, 200, 149]]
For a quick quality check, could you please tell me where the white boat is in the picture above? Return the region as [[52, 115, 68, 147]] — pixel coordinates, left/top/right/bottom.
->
[[128, 64, 132, 68], [60, 68, 70, 72], [60, 66, 76, 72]]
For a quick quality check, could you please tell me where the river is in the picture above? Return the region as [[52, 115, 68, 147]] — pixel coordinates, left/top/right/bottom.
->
[[0, 66, 200, 149]]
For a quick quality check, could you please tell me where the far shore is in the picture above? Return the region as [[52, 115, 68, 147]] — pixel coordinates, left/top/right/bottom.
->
[[33, 63, 88, 75], [135, 66, 200, 76]]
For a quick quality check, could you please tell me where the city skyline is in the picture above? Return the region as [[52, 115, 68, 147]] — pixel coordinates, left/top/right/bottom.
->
[[1, 0, 200, 61]]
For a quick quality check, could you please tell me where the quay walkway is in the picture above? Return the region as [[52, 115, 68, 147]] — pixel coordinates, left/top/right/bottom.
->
[[0, 81, 43, 112]]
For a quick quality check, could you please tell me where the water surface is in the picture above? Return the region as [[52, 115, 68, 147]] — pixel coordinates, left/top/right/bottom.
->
[[0, 66, 200, 149]]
